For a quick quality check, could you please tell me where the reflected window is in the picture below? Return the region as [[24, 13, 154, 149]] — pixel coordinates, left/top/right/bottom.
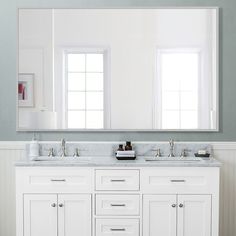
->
[[65, 51, 107, 129], [155, 49, 201, 129]]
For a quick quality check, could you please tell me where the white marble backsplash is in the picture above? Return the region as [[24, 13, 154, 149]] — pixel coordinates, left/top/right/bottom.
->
[[25, 141, 212, 159]]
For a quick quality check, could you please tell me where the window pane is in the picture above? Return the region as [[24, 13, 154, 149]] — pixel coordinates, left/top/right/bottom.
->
[[161, 52, 199, 91], [162, 91, 179, 110], [86, 111, 104, 129], [158, 50, 199, 129], [68, 73, 85, 91], [86, 92, 103, 110], [180, 54, 198, 90], [161, 55, 180, 91], [181, 91, 197, 110], [86, 54, 103, 72], [162, 111, 180, 129], [68, 54, 85, 72], [180, 69, 198, 91], [181, 111, 198, 129], [68, 111, 85, 129], [86, 73, 103, 91], [68, 92, 85, 110]]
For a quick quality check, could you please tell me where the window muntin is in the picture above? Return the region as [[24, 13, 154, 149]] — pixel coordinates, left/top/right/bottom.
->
[[156, 49, 200, 129], [65, 52, 105, 129]]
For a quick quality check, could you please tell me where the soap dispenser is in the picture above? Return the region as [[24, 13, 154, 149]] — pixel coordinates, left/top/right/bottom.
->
[[29, 134, 39, 159]]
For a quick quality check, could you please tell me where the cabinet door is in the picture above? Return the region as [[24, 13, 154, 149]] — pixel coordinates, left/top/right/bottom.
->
[[58, 194, 91, 236], [143, 195, 177, 236], [24, 194, 57, 236], [177, 195, 211, 236]]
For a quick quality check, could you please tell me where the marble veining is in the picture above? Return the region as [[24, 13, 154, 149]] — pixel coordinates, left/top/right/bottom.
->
[[18, 141, 221, 167], [15, 156, 221, 167], [26, 141, 213, 158]]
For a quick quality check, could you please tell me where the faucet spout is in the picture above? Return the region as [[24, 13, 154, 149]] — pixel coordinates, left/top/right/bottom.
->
[[60, 139, 66, 157], [168, 139, 175, 157]]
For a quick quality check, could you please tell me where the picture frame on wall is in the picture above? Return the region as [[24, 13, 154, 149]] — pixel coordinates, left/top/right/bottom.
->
[[18, 73, 34, 107]]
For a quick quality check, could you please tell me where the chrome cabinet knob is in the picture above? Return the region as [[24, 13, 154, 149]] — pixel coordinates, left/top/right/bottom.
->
[[171, 204, 176, 208], [179, 204, 184, 208], [59, 203, 63, 207], [51, 203, 56, 207]]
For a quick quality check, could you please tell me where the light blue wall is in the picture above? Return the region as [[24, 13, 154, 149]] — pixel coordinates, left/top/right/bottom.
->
[[0, 0, 235, 141]]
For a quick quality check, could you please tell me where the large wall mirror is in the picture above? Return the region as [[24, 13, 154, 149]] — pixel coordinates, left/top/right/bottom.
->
[[17, 8, 219, 131]]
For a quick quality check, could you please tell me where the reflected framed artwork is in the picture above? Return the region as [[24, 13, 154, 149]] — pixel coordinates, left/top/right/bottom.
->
[[18, 73, 34, 107]]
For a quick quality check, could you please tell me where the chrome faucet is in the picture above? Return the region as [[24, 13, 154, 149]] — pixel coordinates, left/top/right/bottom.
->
[[168, 139, 175, 157], [60, 139, 67, 157], [152, 148, 161, 157], [73, 148, 80, 157]]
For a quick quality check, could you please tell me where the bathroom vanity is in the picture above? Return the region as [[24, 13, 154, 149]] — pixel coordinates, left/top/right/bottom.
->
[[16, 5, 221, 236], [15, 158, 220, 236]]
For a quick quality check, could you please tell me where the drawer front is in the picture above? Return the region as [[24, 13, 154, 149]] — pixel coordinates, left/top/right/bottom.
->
[[95, 170, 140, 191], [96, 194, 140, 215], [141, 168, 218, 194], [96, 219, 139, 236], [18, 168, 93, 192]]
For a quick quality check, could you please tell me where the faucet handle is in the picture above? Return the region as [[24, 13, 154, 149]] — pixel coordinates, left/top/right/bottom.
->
[[169, 139, 174, 147], [73, 148, 80, 157], [47, 148, 54, 157], [180, 149, 191, 158], [151, 148, 161, 157]]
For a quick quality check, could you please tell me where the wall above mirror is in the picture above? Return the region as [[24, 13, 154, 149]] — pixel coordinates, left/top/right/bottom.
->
[[17, 8, 219, 131]]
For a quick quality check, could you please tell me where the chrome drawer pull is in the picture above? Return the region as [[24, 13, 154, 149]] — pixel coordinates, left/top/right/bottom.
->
[[110, 228, 126, 231], [170, 180, 186, 182], [51, 179, 66, 182], [110, 204, 126, 207], [110, 179, 126, 182]]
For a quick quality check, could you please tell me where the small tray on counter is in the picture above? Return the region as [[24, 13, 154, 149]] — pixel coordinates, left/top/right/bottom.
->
[[194, 153, 210, 158], [115, 150, 136, 160], [116, 156, 136, 160]]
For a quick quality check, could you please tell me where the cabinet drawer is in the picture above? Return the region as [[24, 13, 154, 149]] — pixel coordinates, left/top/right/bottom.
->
[[17, 167, 93, 193], [141, 168, 218, 194], [95, 170, 139, 191], [96, 219, 139, 236], [96, 194, 140, 215]]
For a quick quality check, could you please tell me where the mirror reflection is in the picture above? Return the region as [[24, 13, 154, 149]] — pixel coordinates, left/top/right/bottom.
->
[[18, 8, 218, 131]]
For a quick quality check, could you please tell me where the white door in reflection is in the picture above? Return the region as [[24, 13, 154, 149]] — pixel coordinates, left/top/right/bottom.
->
[[65, 51, 105, 129], [155, 49, 203, 129]]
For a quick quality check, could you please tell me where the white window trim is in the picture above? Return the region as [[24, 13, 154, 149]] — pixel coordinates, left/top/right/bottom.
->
[[63, 47, 111, 129], [153, 47, 211, 129]]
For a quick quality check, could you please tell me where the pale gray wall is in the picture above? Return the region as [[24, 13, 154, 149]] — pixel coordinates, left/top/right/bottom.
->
[[0, 0, 235, 141]]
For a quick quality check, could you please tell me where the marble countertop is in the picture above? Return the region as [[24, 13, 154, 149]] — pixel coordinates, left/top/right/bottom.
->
[[15, 156, 222, 167]]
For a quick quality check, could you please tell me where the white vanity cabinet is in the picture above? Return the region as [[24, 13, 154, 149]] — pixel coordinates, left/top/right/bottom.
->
[[23, 194, 91, 236], [16, 167, 93, 236], [177, 194, 211, 236], [143, 194, 211, 236], [141, 167, 219, 236], [16, 166, 220, 236], [23, 194, 58, 236], [143, 195, 177, 236]]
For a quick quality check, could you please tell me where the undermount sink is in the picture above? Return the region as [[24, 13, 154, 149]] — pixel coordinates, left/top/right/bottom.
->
[[33, 156, 91, 162], [145, 157, 203, 162]]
